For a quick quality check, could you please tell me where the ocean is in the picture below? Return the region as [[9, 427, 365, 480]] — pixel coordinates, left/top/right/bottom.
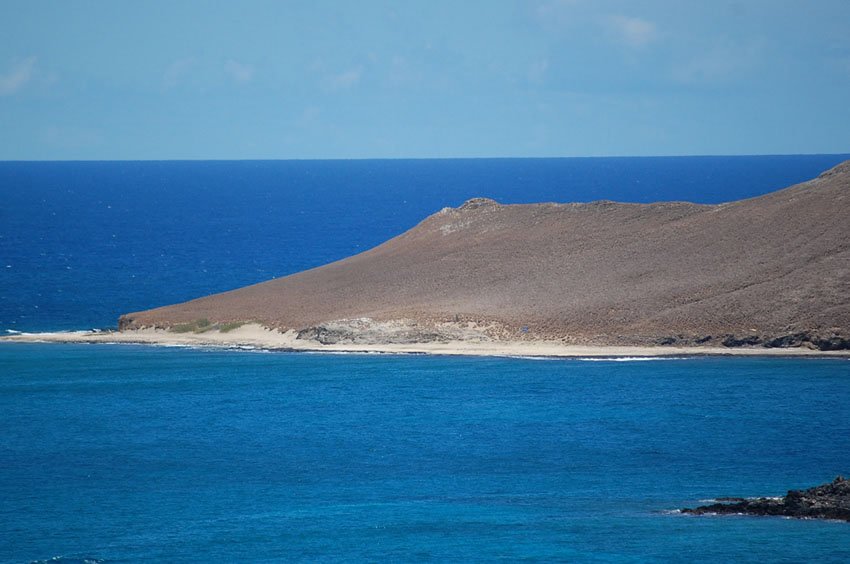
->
[[1, 156, 850, 562]]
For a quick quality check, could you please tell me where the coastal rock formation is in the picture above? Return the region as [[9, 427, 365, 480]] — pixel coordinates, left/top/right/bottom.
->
[[293, 318, 491, 345], [119, 161, 850, 347], [682, 477, 850, 522]]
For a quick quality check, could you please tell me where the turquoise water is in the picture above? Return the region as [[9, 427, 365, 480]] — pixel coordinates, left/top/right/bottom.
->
[[1, 345, 848, 562]]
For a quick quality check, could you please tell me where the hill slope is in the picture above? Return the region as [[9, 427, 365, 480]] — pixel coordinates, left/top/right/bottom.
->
[[119, 161, 850, 349]]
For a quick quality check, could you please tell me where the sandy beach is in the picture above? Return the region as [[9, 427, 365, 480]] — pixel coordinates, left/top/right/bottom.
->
[[3, 324, 848, 358]]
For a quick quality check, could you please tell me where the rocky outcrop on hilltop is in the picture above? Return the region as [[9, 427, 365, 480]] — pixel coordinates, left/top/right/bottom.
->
[[682, 477, 850, 522]]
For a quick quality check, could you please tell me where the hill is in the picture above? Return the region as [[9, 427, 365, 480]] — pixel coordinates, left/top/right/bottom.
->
[[119, 161, 850, 350]]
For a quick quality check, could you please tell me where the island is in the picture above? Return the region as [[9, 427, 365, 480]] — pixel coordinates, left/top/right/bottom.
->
[[5, 160, 849, 357], [682, 477, 850, 522]]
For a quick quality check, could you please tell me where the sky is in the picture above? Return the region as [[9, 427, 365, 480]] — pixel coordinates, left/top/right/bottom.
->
[[1, 0, 849, 160]]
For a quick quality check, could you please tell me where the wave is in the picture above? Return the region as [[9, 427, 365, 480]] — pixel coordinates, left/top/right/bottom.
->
[[302, 349, 415, 356], [30, 555, 104, 564], [698, 496, 783, 503], [577, 356, 691, 362], [501, 355, 560, 361]]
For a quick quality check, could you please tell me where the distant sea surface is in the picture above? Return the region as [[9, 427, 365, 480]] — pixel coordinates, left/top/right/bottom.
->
[[2, 156, 850, 562]]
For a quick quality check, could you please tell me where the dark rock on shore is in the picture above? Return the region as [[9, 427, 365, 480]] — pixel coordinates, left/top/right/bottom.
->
[[763, 332, 811, 348], [682, 476, 850, 522], [721, 334, 762, 347], [718, 331, 850, 351], [812, 334, 850, 351], [649, 330, 850, 351]]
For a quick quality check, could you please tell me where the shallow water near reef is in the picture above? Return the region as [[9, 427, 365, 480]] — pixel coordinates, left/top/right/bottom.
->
[[1, 345, 849, 562]]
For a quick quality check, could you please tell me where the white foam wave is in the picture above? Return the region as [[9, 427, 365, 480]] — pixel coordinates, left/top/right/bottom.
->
[[501, 355, 560, 361], [577, 356, 690, 362], [701, 496, 782, 502], [302, 350, 404, 356]]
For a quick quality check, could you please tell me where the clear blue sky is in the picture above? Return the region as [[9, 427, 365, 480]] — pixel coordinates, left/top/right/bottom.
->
[[2, 0, 849, 160]]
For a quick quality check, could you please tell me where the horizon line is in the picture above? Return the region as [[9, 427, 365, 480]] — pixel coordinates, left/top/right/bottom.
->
[[2, 152, 850, 164]]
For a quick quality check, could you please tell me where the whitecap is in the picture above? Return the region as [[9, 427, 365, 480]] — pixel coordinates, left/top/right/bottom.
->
[[577, 356, 690, 362], [501, 355, 559, 361]]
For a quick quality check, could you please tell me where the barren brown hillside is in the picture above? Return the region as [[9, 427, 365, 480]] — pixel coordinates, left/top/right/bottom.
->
[[120, 161, 850, 348]]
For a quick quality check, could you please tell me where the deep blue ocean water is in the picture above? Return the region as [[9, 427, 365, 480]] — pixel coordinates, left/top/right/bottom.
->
[[2, 156, 850, 561]]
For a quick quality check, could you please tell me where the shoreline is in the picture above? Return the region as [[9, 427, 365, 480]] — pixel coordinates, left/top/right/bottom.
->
[[3, 324, 849, 359]]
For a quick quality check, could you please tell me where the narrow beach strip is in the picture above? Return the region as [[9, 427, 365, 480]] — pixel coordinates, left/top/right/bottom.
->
[[3, 324, 849, 359]]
